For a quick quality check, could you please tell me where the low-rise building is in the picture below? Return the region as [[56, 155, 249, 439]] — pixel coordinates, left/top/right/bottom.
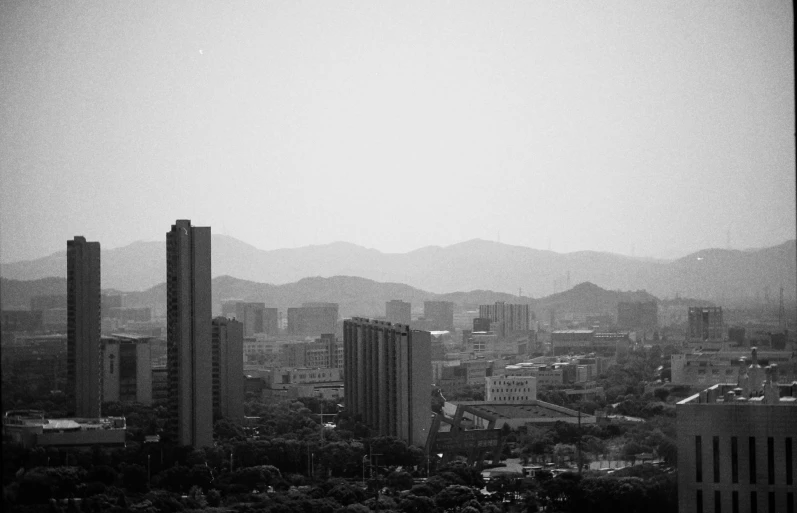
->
[[443, 400, 596, 430], [3, 410, 127, 449]]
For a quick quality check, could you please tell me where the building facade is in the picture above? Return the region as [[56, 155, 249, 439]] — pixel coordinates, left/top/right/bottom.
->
[[676, 364, 797, 513], [485, 376, 537, 403], [479, 302, 531, 337], [212, 317, 244, 422], [67, 236, 102, 418], [102, 334, 153, 405], [221, 301, 278, 336], [344, 318, 432, 446], [423, 301, 454, 331], [166, 220, 213, 448], [386, 300, 412, 325], [688, 306, 724, 342]]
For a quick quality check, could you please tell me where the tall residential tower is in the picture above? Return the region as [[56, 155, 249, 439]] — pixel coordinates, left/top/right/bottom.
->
[[343, 318, 432, 446], [166, 220, 213, 448], [67, 236, 102, 418]]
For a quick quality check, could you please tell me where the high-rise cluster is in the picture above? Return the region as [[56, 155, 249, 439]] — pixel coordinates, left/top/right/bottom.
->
[[66, 220, 242, 449]]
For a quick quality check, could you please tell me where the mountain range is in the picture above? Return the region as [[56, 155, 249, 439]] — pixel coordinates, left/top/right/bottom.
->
[[0, 275, 668, 321], [1, 236, 794, 303]]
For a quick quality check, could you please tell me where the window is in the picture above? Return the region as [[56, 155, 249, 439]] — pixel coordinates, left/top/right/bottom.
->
[[787, 493, 793, 513], [768, 492, 775, 513], [751, 492, 758, 513], [731, 437, 738, 483], [715, 491, 721, 513], [768, 437, 774, 485], [697, 490, 704, 513], [749, 437, 757, 484], [787, 438, 793, 486], [732, 491, 738, 513], [713, 436, 720, 483], [696, 436, 703, 482]]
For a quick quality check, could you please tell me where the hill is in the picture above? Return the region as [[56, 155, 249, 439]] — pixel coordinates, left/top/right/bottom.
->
[[1, 237, 794, 304]]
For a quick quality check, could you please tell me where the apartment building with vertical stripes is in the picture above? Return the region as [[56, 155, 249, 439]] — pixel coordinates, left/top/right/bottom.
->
[[343, 318, 432, 447], [166, 220, 213, 448]]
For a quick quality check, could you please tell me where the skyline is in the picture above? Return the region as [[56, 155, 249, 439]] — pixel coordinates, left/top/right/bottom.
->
[[2, 1, 795, 263]]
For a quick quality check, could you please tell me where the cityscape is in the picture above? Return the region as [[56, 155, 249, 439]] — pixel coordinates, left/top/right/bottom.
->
[[2, 2, 795, 513]]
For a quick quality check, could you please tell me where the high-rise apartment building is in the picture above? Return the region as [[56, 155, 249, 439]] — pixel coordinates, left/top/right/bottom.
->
[[67, 236, 102, 418], [688, 307, 724, 342], [479, 302, 531, 337], [166, 220, 213, 448], [287, 303, 338, 335], [676, 355, 797, 513], [423, 301, 454, 331], [386, 300, 412, 325], [343, 318, 432, 446], [102, 335, 153, 405], [212, 317, 244, 422]]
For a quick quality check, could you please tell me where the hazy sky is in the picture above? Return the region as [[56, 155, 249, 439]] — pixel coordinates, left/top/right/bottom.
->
[[1, 1, 794, 263]]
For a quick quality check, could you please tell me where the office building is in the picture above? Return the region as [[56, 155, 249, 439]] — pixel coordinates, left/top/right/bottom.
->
[[479, 302, 531, 337], [688, 306, 724, 342], [212, 317, 244, 422], [386, 300, 412, 325], [101, 334, 153, 405], [287, 303, 338, 335], [423, 301, 454, 331], [344, 318, 432, 446], [67, 236, 102, 418], [617, 301, 658, 330], [0, 310, 44, 333], [671, 347, 796, 387], [676, 353, 797, 513], [166, 220, 213, 448], [221, 300, 278, 336]]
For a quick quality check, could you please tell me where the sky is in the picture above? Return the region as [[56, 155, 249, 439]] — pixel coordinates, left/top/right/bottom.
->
[[1, 1, 794, 264]]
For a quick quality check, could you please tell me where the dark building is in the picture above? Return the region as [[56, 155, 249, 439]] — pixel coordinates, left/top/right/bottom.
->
[[101, 294, 123, 313], [688, 307, 724, 342], [287, 303, 338, 335], [423, 301, 454, 331], [344, 318, 432, 446], [617, 301, 658, 330], [67, 236, 102, 418], [386, 300, 412, 325], [166, 220, 213, 448], [473, 317, 492, 332], [1, 335, 67, 395], [479, 302, 531, 337], [728, 327, 746, 346], [212, 317, 244, 422]]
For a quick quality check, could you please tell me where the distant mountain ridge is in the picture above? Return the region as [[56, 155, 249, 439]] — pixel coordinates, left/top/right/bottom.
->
[[0, 275, 673, 321], [1, 236, 794, 303]]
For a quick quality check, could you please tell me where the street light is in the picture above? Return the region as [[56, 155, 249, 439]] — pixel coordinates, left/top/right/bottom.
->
[[147, 454, 151, 485]]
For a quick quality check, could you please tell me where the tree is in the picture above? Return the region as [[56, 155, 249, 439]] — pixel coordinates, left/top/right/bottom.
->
[[434, 485, 478, 511], [121, 463, 148, 493]]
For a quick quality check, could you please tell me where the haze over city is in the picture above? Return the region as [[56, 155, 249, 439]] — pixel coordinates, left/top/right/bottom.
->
[[1, 1, 794, 264]]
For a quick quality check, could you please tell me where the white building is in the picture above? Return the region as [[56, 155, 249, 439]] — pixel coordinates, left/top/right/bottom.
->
[[485, 376, 537, 402]]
